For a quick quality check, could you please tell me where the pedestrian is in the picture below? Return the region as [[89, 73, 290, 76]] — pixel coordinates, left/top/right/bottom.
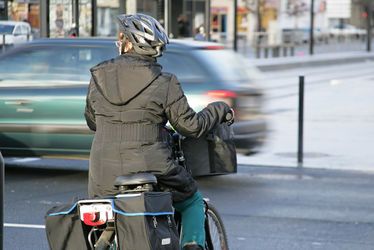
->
[[67, 23, 78, 38], [177, 14, 190, 38], [84, 13, 233, 249], [194, 25, 206, 41]]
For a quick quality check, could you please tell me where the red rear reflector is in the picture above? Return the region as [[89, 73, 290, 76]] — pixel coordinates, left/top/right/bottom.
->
[[83, 212, 106, 226], [207, 90, 237, 98]]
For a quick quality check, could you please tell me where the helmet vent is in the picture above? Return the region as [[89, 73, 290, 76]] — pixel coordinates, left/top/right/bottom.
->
[[132, 20, 142, 31], [144, 27, 153, 36], [132, 33, 140, 43]]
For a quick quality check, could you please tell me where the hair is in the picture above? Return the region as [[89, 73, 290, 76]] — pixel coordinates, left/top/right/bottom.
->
[[118, 32, 134, 54]]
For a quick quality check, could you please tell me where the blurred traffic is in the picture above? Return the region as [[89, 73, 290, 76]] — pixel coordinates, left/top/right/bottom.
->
[[0, 38, 267, 158], [0, 21, 32, 48]]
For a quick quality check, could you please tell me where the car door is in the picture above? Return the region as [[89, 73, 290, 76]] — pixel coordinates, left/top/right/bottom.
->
[[12, 25, 23, 44], [20, 24, 30, 42], [0, 44, 117, 157]]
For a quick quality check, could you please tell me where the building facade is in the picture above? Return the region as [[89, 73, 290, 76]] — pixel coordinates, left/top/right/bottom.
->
[[0, 0, 370, 42], [0, 0, 211, 39]]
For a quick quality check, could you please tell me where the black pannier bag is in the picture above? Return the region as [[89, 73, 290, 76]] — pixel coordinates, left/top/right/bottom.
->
[[45, 202, 91, 250], [45, 192, 179, 250], [182, 123, 237, 176], [114, 192, 179, 250]]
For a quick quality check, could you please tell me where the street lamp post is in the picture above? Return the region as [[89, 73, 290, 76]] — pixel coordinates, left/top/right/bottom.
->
[[205, 0, 211, 41], [366, 5, 372, 52], [73, 0, 79, 36], [164, 0, 170, 36], [233, 0, 238, 51], [309, 0, 315, 55]]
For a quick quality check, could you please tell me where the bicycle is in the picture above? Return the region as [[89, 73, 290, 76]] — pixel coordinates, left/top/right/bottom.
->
[[77, 127, 230, 250], [77, 109, 235, 250], [78, 174, 228, 250]]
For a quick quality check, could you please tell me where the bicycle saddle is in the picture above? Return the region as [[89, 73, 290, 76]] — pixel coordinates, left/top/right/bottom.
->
[[114, 173, 157, 187]]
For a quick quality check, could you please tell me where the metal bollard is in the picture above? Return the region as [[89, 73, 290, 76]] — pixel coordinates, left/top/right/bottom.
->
[[283, 47, 288, 57], [272, 47, 280, 57], [264, 47, 269, 58], [1, 34, 5, 53], [298, 76, 305, 165], [256, 46, 261, 58], [0, 151, 4, 250]]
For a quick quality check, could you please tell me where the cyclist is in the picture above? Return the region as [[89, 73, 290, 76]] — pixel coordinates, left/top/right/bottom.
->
[[84, 13, 233, 250]]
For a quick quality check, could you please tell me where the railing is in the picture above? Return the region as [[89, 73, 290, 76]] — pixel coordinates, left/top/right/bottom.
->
[[0, 33, 32, 53], [252, 31, 296, 59]]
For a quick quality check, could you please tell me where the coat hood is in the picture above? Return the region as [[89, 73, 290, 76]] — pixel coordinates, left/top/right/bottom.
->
[[90, 53, 162, 105]]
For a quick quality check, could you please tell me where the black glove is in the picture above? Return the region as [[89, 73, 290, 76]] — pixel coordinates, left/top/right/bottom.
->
[[224, 108, 235, 126]]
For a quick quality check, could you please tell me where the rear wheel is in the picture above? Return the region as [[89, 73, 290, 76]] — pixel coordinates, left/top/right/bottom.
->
[[205, 203, 229, 250]]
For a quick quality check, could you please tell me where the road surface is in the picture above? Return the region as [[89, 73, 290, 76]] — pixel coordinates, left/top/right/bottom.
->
[[4, 164, 374, 250]]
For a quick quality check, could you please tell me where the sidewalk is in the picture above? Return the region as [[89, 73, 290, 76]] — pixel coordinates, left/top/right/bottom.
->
[[250, 50, 374, 71], [239, 53, 374, 173]]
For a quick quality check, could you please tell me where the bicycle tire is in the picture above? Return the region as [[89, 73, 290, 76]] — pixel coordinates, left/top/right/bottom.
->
[[205, 203, 229, 250]]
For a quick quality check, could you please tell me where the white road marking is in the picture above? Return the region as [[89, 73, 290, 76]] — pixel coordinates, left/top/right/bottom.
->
[[4, 223, 45, 229]]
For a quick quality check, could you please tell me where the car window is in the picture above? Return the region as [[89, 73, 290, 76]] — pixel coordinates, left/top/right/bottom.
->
[[0, 24, 14, 34], [197, 49, 260, 83], [20, 25, 29, 35], [13, 25, 22, 35], [158, 52, 208, 82], [0, 45, 117, 82]]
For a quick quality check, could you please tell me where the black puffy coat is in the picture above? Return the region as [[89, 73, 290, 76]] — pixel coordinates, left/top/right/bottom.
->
[[85, 53, 230, 202]]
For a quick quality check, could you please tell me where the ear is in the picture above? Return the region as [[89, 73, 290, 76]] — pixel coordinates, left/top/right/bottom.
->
[[124, 41, 133, 52], [118, 32, 125, 41]]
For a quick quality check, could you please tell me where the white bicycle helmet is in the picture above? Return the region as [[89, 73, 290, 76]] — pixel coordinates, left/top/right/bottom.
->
[[117, 13, 169, 57]]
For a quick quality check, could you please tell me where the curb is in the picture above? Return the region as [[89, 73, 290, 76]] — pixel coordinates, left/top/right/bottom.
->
[[250, 52, 374, 71], [238, 163, 374, 175]]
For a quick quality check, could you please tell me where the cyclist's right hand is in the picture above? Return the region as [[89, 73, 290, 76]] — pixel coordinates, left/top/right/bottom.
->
[[224, 108, 235, 126]]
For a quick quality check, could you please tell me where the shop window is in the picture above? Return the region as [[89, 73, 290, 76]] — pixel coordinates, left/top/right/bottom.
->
[[97, 0, 119, 37], [7, 0, 40, 37], [238, 14, 248, 33], [79, 0, 92, 37], [49, 0, 73, 38], [211, 13, 227, 33], [136, 0, 157, 18], [183, 0, 206, 36]]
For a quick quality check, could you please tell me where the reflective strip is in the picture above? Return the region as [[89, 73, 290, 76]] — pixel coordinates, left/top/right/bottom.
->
[[111, 200, 173, 217], [47, 203, 77, 216], [47, 199, 173, 217]]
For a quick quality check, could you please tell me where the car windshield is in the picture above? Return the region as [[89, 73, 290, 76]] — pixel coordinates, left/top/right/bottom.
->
[[198, 49, 262, 83], [0, 45, 117, 82], [0, 24, 15, 34]]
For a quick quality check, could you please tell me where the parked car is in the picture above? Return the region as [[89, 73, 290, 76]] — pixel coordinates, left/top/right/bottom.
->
[[0, 38, 266, 160], [0, 21, 32, 46], [329, 24, 366, 38], [282, 28, 328, 44]]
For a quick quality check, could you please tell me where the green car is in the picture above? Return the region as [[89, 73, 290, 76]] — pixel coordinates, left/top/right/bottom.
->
[[0, 38, 266, 159]]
